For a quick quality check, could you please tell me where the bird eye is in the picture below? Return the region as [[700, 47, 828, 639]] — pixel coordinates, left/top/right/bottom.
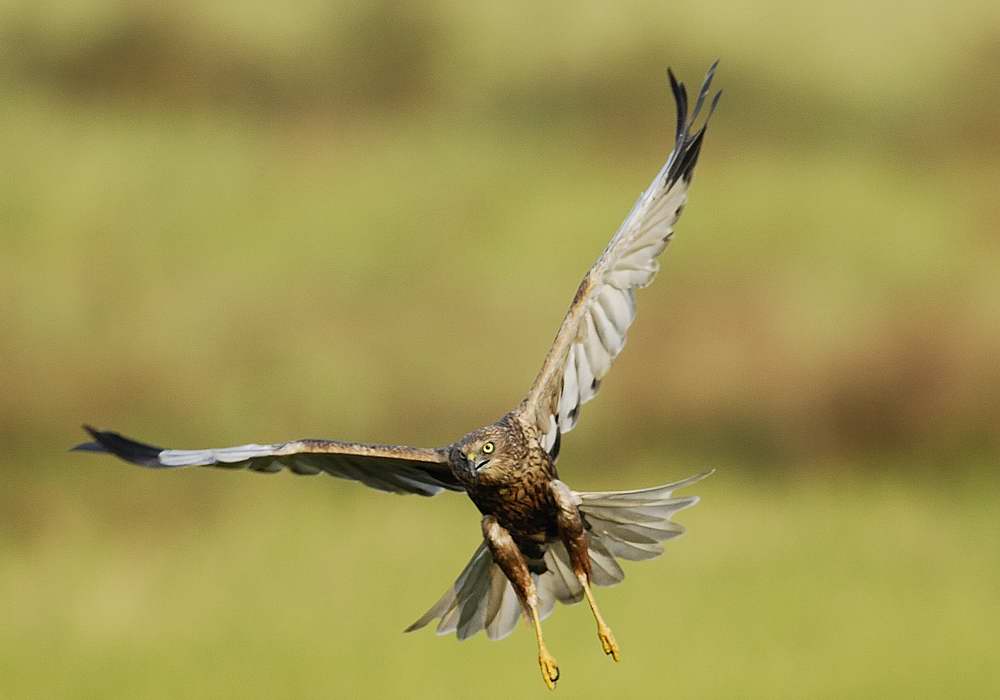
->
[[482, 441, 495, 454]]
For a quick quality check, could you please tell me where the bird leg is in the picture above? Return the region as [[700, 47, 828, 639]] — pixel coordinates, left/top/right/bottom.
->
[[528, 600, 560, 690], [482, 515, 560, 690], [578, 573, 620, 661], [550, 479, 621, 662]]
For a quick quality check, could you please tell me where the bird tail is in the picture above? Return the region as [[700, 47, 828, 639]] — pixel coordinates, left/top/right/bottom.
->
[[404, 470, 712, 642]]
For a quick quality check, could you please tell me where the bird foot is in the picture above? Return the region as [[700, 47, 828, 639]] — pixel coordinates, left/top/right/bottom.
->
[[598, 625, 620, 662], [538, 647, 560, 690]]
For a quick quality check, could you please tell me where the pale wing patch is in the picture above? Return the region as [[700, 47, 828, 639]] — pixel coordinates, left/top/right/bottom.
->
[[517, 63, 721, 454], [545, 176, 690, 443], [160, 443, 277, 466]]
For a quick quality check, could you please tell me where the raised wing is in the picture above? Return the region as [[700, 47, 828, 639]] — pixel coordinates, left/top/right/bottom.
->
[[516, 63, 721, 456], [72, 425, 462, 496]]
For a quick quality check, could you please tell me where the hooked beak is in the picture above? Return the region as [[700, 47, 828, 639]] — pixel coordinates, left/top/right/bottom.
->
[[459, 450, 490, 476], [469, 451, 492, 471], [455, 450, 476, 478]]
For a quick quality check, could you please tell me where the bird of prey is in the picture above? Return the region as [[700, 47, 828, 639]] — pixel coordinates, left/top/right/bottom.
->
[[74, 63, 721, 690]]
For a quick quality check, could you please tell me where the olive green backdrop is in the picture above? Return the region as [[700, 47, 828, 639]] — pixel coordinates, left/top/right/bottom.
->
[[2, 1, 998, 697]]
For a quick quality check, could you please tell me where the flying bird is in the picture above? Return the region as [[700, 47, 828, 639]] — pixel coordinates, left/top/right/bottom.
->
[[74, 63, 721, 690]]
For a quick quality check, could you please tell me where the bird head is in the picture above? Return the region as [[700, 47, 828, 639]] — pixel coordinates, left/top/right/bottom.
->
[[451, 426, 511, 483]]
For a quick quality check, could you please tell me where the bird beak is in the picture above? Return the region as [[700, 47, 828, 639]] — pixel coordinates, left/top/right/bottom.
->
[[456, 450, 475, 479], [466, 450, 492, 471]]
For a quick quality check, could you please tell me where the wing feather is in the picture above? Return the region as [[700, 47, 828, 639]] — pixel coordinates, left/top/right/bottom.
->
[[516, 63, 721, 454], [72, 425, 462, 496]]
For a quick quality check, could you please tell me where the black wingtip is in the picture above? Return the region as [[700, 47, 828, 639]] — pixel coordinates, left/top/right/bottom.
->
[[711, 89, 723, 115], [71, 424, 164, 466], [664, 61, 722, 188], [69, 424, 105, 453], [666, 68, 681, 102], [69, 441, 105, 453], [666, 67, 688, 142]]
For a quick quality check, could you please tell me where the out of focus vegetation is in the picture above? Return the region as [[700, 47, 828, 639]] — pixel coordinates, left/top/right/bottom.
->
[[2, 1, 998, 697]]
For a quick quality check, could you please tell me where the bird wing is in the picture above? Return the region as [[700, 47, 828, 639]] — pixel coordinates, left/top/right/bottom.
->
[[515, 63, 721, 456], [73, 425, 462, 496]]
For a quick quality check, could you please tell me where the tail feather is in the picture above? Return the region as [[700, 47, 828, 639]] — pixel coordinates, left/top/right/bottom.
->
[[587, 536, 625, 585], [485, 575, 521, 640], [598, 535, 663, 561], [404, 469, 712, 642], [403, 542, 488, 635], [543, 543, 585, 603], [454, 547, 494, 639]]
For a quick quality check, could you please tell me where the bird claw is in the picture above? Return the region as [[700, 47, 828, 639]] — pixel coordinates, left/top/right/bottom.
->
[[599, 625, 620, 662], [538, 648, 560, 690]]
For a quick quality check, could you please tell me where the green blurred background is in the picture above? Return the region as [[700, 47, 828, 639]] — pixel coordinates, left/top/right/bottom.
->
[[2, 1, 999, 697]]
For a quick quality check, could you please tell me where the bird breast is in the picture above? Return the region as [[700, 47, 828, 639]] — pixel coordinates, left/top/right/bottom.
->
[[467, 449, 558, 538]]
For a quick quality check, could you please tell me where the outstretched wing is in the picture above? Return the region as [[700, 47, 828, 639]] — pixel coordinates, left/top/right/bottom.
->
[[72, 425, 462, 496], [516, 63, 721, 456]]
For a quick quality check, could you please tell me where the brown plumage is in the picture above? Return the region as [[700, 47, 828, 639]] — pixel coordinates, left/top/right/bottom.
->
[[456, 416, 557, 544], [72, 63, 721, 690]]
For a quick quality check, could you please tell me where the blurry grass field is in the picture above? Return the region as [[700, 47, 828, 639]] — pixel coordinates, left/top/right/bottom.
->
[[3, 467, 998, 698], [2, 0, 999, 697]]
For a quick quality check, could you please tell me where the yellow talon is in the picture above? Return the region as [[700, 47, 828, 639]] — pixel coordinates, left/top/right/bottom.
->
[[598, 624, 620, 662], [538, 647, 560, 690]]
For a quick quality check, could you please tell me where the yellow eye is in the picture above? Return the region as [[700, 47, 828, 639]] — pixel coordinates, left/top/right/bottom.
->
[[482, 441, 495, 454]]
